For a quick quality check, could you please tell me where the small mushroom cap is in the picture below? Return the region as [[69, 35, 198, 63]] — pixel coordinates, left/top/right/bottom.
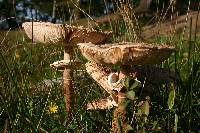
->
[[87, 97, 118, 110], [78, 42, 175, 65], [50, 59, 82, 70], [22, 22, 112, 45]]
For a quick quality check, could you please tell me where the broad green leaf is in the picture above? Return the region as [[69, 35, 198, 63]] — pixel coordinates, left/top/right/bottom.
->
[[141, 101, 150, 116], [137, 109, 142, 116], [141, 100, 150, 122], [167, 83, 175, 110], [124, 77, 130, 89], [122, 100, 130, 109], [126, 124, 134, 131], [130, 78, 142, 90], [126, 90, 135, 100]]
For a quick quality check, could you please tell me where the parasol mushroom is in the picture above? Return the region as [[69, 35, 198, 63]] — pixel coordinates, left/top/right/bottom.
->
[[22, 22, 112, 122], [78, 42, 174, 65], [78, 42, 175, 132]]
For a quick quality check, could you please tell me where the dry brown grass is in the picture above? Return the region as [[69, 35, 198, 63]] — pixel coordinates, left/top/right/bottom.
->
[[142, 11, 200, 40]]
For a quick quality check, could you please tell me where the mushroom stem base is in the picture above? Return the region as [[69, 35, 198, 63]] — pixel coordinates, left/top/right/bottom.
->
[[112, 67, 127, 132], [112, 92, 127, 133]]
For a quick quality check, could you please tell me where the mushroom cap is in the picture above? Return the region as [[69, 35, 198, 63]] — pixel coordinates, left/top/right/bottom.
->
[[78, 42, 175, 65], [22, 22, 112, 45]]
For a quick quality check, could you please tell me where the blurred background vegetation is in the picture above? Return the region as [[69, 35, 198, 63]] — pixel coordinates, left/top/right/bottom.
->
[[0, 0, 195, 29]]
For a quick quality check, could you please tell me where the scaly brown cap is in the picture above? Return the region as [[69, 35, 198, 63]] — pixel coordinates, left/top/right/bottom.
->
[[78, 42, 175, 65], [22, 22, 112, 45]]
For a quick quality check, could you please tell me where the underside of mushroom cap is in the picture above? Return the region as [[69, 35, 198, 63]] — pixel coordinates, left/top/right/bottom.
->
[[78, 42, 175, 65], [22, 22, 112, 45]]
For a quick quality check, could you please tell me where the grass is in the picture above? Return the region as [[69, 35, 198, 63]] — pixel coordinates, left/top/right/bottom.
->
[[0, 4, 200, 133], [0, 29, 112, 132]]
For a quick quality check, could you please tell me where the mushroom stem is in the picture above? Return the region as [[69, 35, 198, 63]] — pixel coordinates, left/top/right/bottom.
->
[[112, 92, 127, 133], [63, 46, 74, 121], [112, 66, 127, 132]]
